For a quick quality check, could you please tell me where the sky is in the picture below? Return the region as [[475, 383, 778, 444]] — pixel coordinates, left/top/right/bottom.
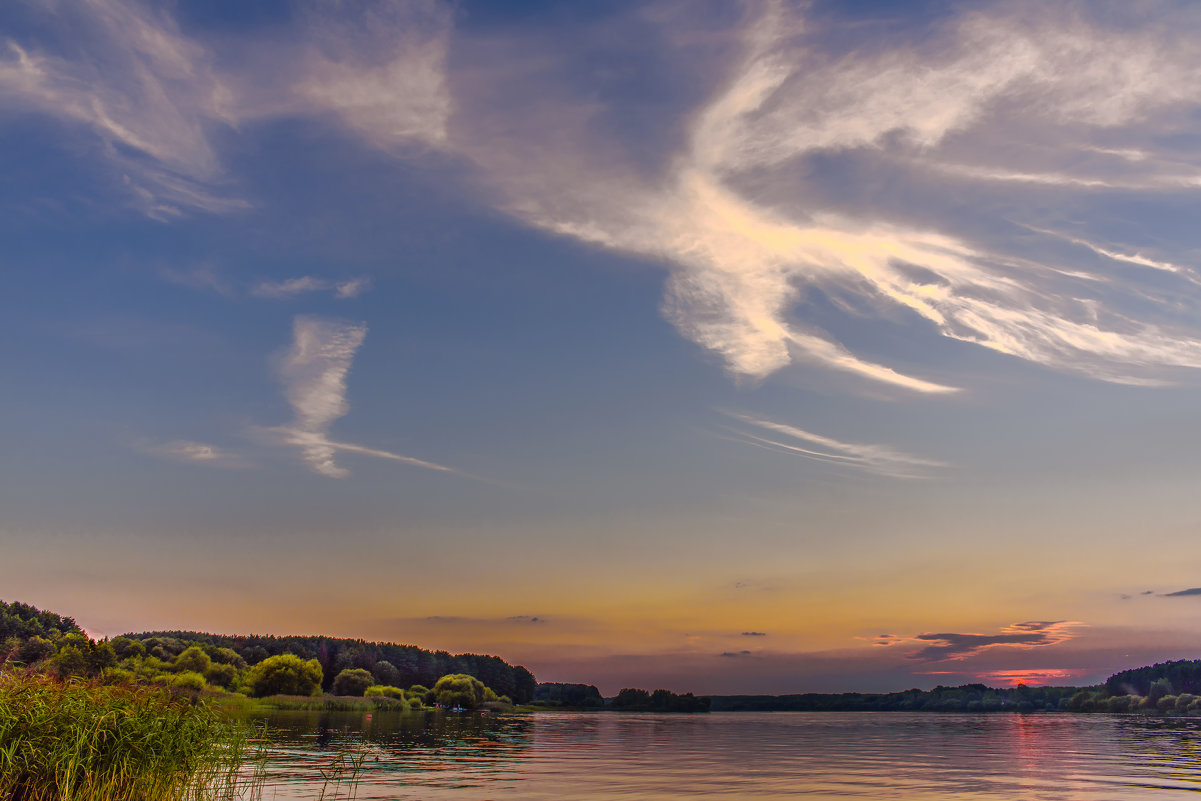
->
[[4, 0, 1201, 696]]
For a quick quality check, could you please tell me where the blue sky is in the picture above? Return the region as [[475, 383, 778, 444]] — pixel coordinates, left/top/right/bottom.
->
[[5, 0, 1201, 694]]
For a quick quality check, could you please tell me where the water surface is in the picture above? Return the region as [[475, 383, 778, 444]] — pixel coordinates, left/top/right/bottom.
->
[[254, 710, 1201, 800]]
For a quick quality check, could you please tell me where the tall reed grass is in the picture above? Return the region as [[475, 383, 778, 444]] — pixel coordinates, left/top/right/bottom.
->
[[0, 672, 261, 801]]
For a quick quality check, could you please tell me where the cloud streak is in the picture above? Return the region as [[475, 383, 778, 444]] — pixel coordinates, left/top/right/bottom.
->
[[721, 410, 943, 478], [138, 439, 248, 469], [250, 276, 371, 300]]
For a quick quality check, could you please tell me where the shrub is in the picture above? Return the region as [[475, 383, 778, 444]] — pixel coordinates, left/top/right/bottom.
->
[[430, 674, 490, 709], [170, 671, 207, 691], [204, 662, 238, 688], [332, 668, 374, 697], [243, 654, 323, 698], [372, 660, 401, 687], [109, 636, 146, 660], [173, 646, 212, 675], [103, 667, 138, 685], [8, 635, 55, 667], [365, 685, 406, 700]]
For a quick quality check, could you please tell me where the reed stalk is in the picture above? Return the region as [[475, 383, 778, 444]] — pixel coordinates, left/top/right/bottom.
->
[[0, 672, 262, 801]]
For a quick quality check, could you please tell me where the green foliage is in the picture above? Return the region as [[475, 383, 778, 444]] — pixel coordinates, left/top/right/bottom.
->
[[0, 672, 249, 801], [203, 662, 238, 688], [211, 647, 247, 669], [364, 685, 406, 700], [173, 645, 212, 675], [122, 629, 538, 702], [7, 636, 55, 667], [47, 636, 116, 679], [170, 671, 208, 691], [371, 659, 401, 686], [242, 654, 323, 698], [332, 668, 374, 697], [709, 683, 1082, 713], [109, 636, 146, 660], [612, 687, 710, 713], [430, 673, 490, 709], [0, 600, 83, 642], [1107, 660, 1201, 697], [534, 682, 604, 707]]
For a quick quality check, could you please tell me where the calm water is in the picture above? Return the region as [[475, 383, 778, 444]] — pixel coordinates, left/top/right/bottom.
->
[[251, 710, 1201, 800]]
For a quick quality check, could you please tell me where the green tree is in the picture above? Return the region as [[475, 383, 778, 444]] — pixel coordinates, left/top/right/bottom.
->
[[203, 662, 238, 688], [173, 645, 212, 675], [431, 673, 489, 709], [332, 668, 374, 697], [372, 660, 401, 687], [9, 635, 55, 666], [243, 654, 323, 697]]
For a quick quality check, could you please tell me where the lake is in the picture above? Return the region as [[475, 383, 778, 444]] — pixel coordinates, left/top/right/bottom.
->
[[252, 709, 1201, 799]]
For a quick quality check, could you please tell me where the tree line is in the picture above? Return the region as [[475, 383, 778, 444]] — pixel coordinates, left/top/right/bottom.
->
[[1, 600, 534, 707], [123, 628, 536, 703]]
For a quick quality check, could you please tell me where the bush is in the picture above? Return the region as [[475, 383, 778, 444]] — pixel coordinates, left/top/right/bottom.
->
[[103, 667, 138, 685], [204, 662, 238, 688], [430, 673, 490, 709], [332, 668, 374, 697], [170, 671, 207, 691], [365, 685, 406, 700], [243, 654, 323, 698], [372, 660, 401, 687], [110, 637, 146, 660], [8, 635, 55, 667], [173, 646, 212, 675]]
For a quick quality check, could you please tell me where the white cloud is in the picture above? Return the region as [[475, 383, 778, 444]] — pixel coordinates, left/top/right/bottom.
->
[[250, 276, 371, 300], [139, 439, 248, 469], [436, 1, 1201, 390], [721, 410, 943, 479], [0, 1, 245, 217], [0, 0, 450, 216], [271, 316, 454, 478]]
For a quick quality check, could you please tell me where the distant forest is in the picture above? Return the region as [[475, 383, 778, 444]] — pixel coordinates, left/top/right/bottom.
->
[[125, 629, 537, 703]]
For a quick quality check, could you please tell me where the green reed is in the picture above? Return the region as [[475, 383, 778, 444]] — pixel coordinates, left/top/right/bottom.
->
[[0, 672, 263, 801]]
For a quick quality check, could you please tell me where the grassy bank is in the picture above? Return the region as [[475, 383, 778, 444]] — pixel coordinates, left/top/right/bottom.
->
[[0, 672, 258, 801]]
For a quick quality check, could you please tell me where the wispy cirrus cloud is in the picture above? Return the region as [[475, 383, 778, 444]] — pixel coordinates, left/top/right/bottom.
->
[[137, 439, 248, 469], [0, 0, 450, 216], [250, 276, 371, 300], [874, 621, 1085, 662], [720, 410, 943, 478], [265, 316, 454, 478], [0, 0, 245, 218], [12, 1, 1201, 392], [432, 1, 1201, 390]]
